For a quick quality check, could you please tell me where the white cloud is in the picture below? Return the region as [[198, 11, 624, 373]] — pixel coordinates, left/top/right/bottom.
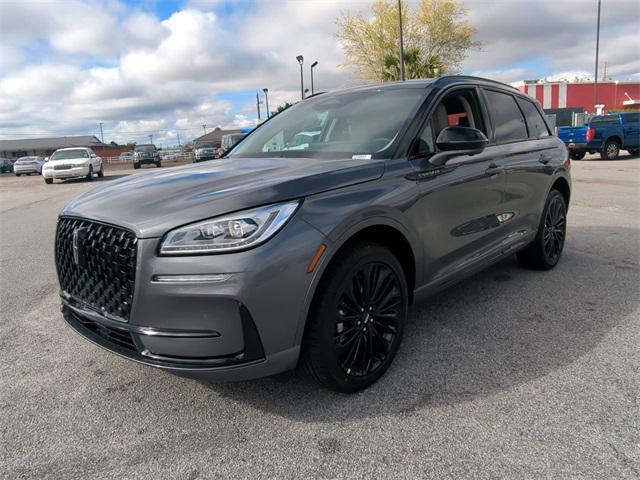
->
[[0, 0, 638, 145]]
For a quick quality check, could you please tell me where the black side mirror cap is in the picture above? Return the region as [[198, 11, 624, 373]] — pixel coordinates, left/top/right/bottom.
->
[[429, 126, 489, 166]]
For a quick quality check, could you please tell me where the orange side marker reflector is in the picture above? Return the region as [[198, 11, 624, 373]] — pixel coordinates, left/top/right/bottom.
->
[[307, 244, 327, 273]]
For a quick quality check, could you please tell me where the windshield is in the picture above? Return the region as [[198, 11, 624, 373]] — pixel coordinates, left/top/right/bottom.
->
[[229, 88, 426, 159], [196, 143, 216, 149], [135, 145, 156, 152], [50, 150, 89, 160]]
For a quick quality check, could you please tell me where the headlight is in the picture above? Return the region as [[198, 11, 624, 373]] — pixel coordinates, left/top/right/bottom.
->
[[159, 200, 300, 254]]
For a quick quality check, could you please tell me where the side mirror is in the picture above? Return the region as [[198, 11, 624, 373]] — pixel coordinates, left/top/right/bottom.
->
[[90, 153, 97, 158], [44, 157, 49, 162], [429, 126, 488, 166]]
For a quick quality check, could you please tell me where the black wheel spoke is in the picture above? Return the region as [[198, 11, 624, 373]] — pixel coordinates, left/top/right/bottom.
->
[[333, 261, 403, 377]]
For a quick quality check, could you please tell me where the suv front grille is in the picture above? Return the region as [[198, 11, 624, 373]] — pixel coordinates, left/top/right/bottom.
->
[[56, 217, 138, 321]]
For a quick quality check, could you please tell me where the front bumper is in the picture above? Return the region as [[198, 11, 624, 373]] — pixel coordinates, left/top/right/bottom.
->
[[44, 166, 89, 179], [60, 215, 326, 380], [14, 166, 40, 174], [134, 157, 159, 165]]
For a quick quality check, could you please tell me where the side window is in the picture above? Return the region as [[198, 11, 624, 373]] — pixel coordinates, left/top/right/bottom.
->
[[413, 89, 485, 156], [517, 98, 551, 138], [484, 90, 528, 143]]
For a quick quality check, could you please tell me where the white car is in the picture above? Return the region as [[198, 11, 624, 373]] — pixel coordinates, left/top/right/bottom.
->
[[14, 156, 45, 176], [42, 147, 104, 184]]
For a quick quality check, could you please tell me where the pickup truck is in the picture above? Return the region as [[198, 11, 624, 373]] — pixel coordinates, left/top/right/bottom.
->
[[557, 112, 640, 160]]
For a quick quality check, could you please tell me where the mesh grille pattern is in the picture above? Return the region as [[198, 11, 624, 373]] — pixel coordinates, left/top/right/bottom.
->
[[56, 217, 138, 321]]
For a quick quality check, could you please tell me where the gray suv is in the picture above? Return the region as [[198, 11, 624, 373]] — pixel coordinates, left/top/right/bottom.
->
[[56, 76, 571, 392]]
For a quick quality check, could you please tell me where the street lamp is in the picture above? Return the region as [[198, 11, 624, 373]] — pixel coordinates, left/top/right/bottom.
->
[[310, 61, 318, 95], [263, 88, 269, 118], [296, 55, 304, 99]]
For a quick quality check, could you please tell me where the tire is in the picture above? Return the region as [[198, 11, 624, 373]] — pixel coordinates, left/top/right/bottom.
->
[[86, 166, 93, 181], [97, 165, 104, 178], [517, 190, 567, 270], [569, 151, 586, 160], [628, 148, 639, 157], [600, 139, 620, 160], [44, 178, 53, 184], [300, 242, 408, 392], [156, 162, 162, 168], [133, 163, 140, 170]]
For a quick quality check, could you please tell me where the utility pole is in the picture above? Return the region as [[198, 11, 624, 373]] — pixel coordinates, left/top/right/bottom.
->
[[256, 92, 261, 121], [263, 88, 269, 118], [98, 122, 104, 143], [593, 0, 601, 112], [177, 132, 181, 147], [311, 61, 318, 95], [202, 124, 207, 136], [149, 134, 153, 144], [602, 60, 608, 81], [296, 55, 304, 99], [397, 0, 405, 81]]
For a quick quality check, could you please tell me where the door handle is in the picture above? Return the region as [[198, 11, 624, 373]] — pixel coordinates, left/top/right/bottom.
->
[[485, 162, 503, 176], [539, 154, 552, 165]]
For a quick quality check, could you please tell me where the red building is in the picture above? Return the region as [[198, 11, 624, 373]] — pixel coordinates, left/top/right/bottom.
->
[[511, 80, 640, 113]]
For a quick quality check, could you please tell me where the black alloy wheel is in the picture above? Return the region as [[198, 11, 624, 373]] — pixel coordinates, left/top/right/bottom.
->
[[334, 262, 402, 378], [301, 242, 408, 392], [542, 194, 566, 264], [517, 190, 567, 270]]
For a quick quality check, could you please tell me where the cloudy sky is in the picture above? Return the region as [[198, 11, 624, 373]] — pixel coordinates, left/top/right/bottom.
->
[[1, 0, 638, 146]]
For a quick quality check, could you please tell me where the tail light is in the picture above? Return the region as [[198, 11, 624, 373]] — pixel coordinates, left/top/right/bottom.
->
[[586, 127, 595, 142], [563, 147, 571, 170]]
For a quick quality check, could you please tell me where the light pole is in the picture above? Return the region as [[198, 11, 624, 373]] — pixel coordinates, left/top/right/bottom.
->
[[296, 55, 304, 99], [98, 122, 104, 143], [263, 88, 269, 118], [256, 92, 261, 121], [397, 0, 405, 81], [311, 61, 318, 95], [593, 0, 601, 112], [149, 134, 153, 144], [202, 124, 207, 136]]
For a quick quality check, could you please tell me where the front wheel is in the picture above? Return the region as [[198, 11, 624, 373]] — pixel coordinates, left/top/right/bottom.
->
[[97, 165, 104, 178], [601, 140, 620, 160], [628, 148, 639, 157], [15, 173, 21, 177], [570, 151, 586, 160], [44, 178, 53, 184], [156, 162, 162, 168], [517, 190, 567, 270], [86, 166, 93, 181], [300, 242, 408, 392]]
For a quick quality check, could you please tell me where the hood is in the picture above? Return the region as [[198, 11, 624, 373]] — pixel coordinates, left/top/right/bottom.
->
[[62, 156, 384, 238], [47, 158, 87, 165]]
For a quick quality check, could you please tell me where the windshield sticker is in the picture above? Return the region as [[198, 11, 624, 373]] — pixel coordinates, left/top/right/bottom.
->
[[352, 154, 372, 160]]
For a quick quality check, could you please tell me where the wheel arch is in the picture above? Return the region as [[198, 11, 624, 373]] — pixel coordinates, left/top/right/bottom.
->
[[295, 218, 420, 347], [604, 135, 622, 147], [550, 175, 571, 209]]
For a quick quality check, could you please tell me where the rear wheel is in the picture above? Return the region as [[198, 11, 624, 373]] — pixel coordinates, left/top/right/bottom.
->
[[301, 242, 408, 392], [156, 161, 162, 168], [517, 190, 567, 270], [569, 151, 586, 160], [601, 139, 620, 160], [628, 148, 639, 157], [97, 165, 104, 178], [44, 178, 53, 184]]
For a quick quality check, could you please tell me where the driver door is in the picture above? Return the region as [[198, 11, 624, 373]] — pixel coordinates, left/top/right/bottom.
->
[[409, 88, 506, 286]]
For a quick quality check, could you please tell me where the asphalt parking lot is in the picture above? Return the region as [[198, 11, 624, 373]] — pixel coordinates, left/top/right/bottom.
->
[[1, 156, 638, 479]]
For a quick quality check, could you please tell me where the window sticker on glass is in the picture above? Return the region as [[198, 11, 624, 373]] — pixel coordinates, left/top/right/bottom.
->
[[352, 154, 372, 160]]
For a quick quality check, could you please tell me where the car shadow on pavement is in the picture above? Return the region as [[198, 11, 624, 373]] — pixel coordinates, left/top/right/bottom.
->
[[56, 174, 129, 184], [203, 225, 639, 422]]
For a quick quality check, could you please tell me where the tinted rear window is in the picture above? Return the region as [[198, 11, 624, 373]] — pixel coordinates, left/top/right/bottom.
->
[[590, 116, 619, 126], [516, 98, 551, 139], [484, 90, 528, 143]]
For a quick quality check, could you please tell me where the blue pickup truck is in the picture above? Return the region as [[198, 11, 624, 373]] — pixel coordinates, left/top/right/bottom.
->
[[557, 112, 640, 160]]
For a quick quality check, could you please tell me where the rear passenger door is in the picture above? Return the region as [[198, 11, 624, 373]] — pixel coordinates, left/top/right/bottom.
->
[[482, 89, 560, 252], [621, 113, 640, 149]]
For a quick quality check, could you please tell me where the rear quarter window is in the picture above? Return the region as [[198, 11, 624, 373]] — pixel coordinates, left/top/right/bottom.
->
[[516, 98, 551, 139], [483, 89, 528, 143]]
